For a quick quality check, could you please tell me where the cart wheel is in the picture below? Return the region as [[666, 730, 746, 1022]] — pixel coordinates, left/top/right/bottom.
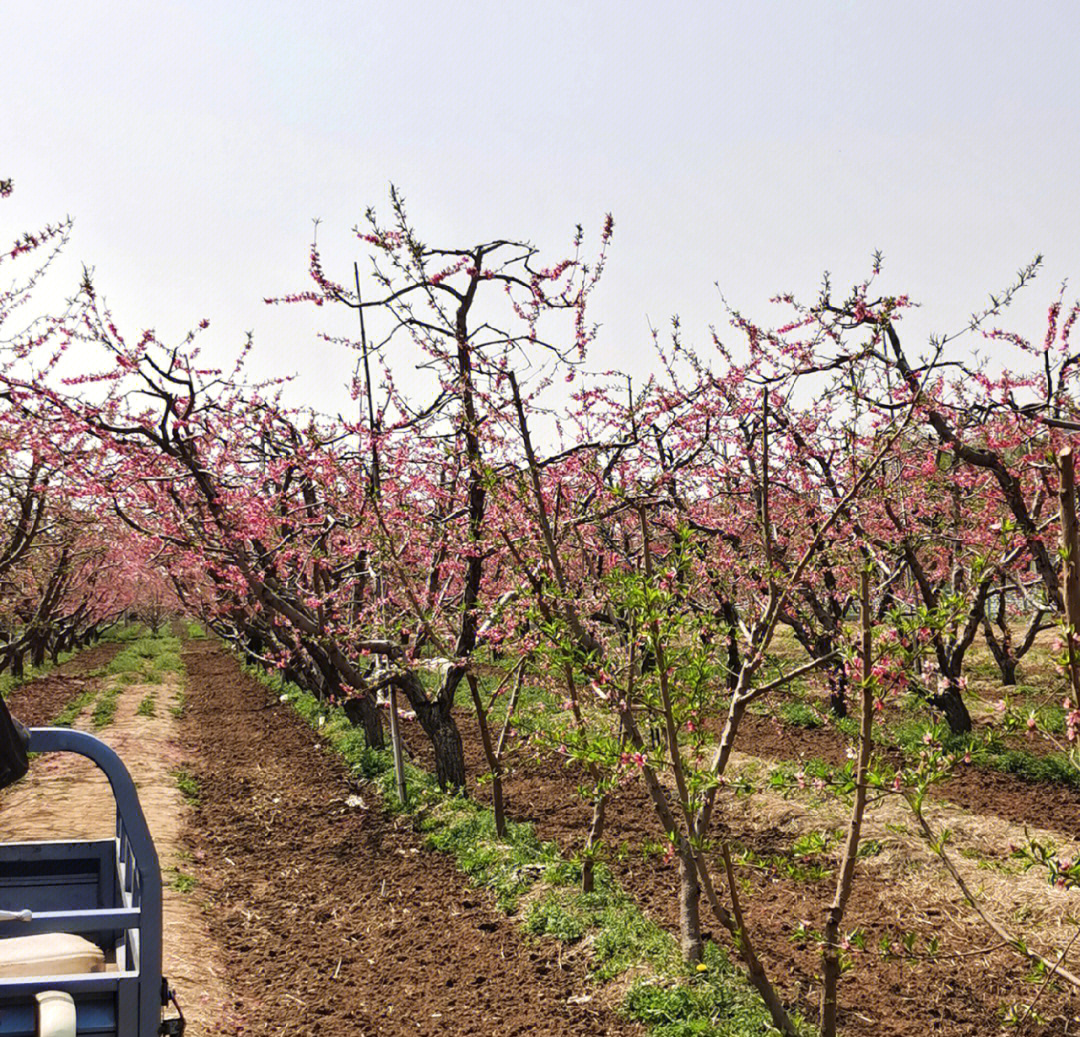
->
[[34, 990, 76, 1037]]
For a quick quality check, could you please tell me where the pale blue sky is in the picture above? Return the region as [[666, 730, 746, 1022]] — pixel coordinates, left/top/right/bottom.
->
[[4, 1, 1079, 408]]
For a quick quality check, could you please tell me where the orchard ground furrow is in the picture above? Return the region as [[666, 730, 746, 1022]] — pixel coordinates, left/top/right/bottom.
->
[[0, 640, 122, 725], [175, 635, 646, 1037], [733, 711, 1080, 837], [399, 707, 1079, 1037]]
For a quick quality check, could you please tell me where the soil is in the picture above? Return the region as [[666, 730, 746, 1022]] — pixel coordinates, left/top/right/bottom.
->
[[177, 636, 644, 1037], [398, 708, 1080, 1036], [733, 711, 1080, 836], [2, 641, 123, 725], [7, 635, 1079, 1035]]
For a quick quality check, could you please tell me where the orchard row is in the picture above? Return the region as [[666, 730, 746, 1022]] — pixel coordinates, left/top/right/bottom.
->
[[4, 185, 1079, 1034]]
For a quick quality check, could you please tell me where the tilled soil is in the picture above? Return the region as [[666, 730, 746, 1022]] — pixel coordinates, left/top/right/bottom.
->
[[399, 709, 1080, 1036], [733, 712, 1080, 835], [177, 637, 643, 1037], [2, 641, 122, 725], [11, 636, 1075, 1034]]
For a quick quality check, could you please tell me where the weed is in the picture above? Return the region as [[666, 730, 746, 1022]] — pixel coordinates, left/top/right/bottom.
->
[[91, 683, 120, 728], [1001, 1002, 1046, 1027], [780, 701, 824, 729], [857, 839, 883, 859], [52, 686, 100, 727], [832, 715, 859, 740], [169, 868, 197, 893], [136, 694, 157, 718], [791, 830, 835, 858], [173, 768, 200, 805], [734, 843, 832, 884]]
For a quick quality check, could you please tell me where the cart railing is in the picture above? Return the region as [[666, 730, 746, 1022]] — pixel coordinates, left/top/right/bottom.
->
[[0, 727, 164, 1036]]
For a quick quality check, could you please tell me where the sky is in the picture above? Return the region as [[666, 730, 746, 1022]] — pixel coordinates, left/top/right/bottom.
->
[[4, 1, 1080, 414]]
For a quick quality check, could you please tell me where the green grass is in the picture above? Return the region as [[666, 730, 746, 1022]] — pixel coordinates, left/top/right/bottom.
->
[[168, 867, 197, 893], [779, 701, 824, 730], [99, 623, 147, 644], [888, 718, 1080, 791], [1011, 683, 1046, 699], [420, 800, 556, 911], [6, 622, 183, 731], [107, 632, 184, 684], [91, 682, 121, 729], [759, 677, 1080, 798], [1023, 702, 1067, 735], [185, 621, 206, 639], [624, 940, 807, 1037], [51, 685, 100, 727], [173, 768, 200, 805], [984, 744, 1080, 787], [149, 647, 183, 678], [249, 661, 811, 1036], [962, 655, 1003, 682], [107, 646, 146, 675], [525, 873, 681, 980]]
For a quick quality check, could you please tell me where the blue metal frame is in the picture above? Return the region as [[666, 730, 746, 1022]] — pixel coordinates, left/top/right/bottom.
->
[[0, 728, 163, 1036]]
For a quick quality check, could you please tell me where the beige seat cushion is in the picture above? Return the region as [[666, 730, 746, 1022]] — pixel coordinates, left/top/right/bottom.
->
[[0, 933, 105, 977]]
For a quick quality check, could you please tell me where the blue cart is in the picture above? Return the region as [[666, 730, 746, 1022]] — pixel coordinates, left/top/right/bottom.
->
[[0, 727, 184, 1036]]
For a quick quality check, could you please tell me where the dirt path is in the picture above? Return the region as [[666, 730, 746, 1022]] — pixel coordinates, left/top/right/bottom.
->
[[177, 636, 643, 1037], [0, 647, 234, 1035]]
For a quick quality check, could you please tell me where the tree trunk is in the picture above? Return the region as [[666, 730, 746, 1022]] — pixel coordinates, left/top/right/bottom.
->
[[468, 674, 504, 837], [982, 621, 1017, 686], [413, 698, 467, 791], [429, 714, 466, 791], [930, 682, 972, 734], [582, 793, 606, 894], [387, 684, 408, 806], [342, 695, 386, 749], [820, 568, 874, 1036], [1059, 447, 1080, 708], [400, 672, 468, 792], [678, 842, 703, 963], [827, 664, 848, 718]]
